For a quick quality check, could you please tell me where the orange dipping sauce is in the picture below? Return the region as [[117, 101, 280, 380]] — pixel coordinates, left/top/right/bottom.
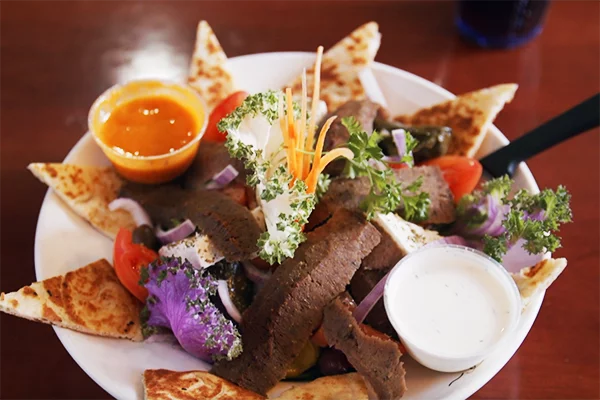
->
[[89, 80, 207, 184], [100, 96, 198, 157]]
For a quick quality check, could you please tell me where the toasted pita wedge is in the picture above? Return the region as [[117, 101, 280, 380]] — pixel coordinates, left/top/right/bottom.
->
[[28, 163, 135, 239], [287, 22, 381, 111], [187, 20, 236, 111], [511, 258, 567, 308], [395, 84, 518, 157], [277, 373, 369, 400], [143, 369, 264, 400], [0, 259, 143, 341]]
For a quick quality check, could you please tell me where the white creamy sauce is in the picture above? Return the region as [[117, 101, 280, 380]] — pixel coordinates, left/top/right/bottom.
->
[[387, 247, 517, 358]]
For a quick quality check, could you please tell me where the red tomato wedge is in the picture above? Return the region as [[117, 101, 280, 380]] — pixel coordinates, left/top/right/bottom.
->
[[113, 228, 159, 302], [203, 91, 249, 142], [421, 156, 483, 201], [388, 161, 408, 170]]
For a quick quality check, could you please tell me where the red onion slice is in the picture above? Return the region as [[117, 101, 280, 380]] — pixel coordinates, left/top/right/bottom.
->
[[155, 219, 196, 245], [108, 198, 152, 227], [382, 155, 401, 163], [470, 195, 509, 237], [217, 280, 242, 323], [205, 165, 239, 190], [391, 128, 408, 159], [501, 239, 546, 273], [353, 271, 390, 324]]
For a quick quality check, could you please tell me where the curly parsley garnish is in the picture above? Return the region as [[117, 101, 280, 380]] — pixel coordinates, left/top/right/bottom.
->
[[483, 185, 572, 261], [257, 179, 316, 264], [218, 91, 280, 131], [456, 175, 573, 262], [341, 116, 430, 221]]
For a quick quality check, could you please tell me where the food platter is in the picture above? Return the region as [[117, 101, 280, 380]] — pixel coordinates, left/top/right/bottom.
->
[[34, 52, 544, 400]]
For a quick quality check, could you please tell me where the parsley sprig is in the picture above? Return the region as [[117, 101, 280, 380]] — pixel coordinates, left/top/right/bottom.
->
[[456, 175, 573, 262], [398, 128, 419, 167], [221, 92, 315, 264], [483, 185, 572, 261], [341, 117, 430, 221], [218, 90, 301, 132], [257, 179, 316, 264]]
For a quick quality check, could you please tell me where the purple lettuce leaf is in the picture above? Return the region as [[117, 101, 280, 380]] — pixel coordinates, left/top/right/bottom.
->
[[142, 257, 242, 363]]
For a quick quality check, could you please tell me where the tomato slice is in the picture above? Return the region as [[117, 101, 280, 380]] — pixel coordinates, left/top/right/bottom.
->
[[421, 156, 483, 201], [203, 91, 249, 142], [388, 161, 408, 170], [113, 228, 159, 302]]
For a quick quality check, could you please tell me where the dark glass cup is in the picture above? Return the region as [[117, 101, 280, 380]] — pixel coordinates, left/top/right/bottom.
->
[[456, 0, 551, 49]]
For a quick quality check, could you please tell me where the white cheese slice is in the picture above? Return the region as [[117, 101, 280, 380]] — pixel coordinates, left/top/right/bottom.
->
[[374, 212, 441, 256]]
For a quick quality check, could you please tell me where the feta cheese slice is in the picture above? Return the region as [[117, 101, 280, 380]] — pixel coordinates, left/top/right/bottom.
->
[[374, 212, 441, 256]]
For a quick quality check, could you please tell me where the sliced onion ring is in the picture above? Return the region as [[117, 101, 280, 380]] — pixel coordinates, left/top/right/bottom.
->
[[391, 128, 408, 159], [353, 270, 390, 325], [108, 198, 152, 227], [217, 280, 242, 323], [155, 219, 196, 245], [502, 238, 546, 273], [206, 165, 239, 190]]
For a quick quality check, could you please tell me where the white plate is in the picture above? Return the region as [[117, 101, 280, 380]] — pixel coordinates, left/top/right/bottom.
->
[[34, 52, 542, 400]]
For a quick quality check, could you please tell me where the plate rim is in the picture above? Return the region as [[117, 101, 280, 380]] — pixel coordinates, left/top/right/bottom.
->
[[33, 51, 543, 400]]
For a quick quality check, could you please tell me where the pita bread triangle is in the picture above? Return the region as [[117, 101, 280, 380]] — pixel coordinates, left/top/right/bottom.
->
[[28, 163, 136, 240], [0, 259, 143, 341], [143, 369, 265, 400], [277, 373, 369, 400], [287, 22, 381, 112], [395, 84, 518, 158], [187, 20, 237, 111], [511, 257, 567, 308]]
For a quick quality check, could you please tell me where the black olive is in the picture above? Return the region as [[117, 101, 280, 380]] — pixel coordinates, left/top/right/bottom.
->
[[132, 224, 160, 251], [318, 348, 355, 376]]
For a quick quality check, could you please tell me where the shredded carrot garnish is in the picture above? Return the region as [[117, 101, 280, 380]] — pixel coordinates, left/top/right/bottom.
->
[[309, 115, 337, 176], [306, 148, 354, 193], [305, 46, 324, 160], [275, 46, 339, 192], [297, 69, 308, 178], [285, 88, 297, 178]]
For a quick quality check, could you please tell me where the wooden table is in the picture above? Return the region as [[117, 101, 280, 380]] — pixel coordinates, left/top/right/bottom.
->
[[1, 1, 598, 399]]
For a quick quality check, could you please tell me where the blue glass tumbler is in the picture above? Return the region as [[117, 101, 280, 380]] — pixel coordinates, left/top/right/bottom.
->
[[456, 0, 551, 49]]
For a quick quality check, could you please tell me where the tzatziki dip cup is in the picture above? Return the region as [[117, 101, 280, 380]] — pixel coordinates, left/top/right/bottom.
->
[[384, 244, 521, 373]]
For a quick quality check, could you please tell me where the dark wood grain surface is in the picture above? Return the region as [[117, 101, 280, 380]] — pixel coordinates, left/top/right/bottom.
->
[[1, 1, 598, 399]]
